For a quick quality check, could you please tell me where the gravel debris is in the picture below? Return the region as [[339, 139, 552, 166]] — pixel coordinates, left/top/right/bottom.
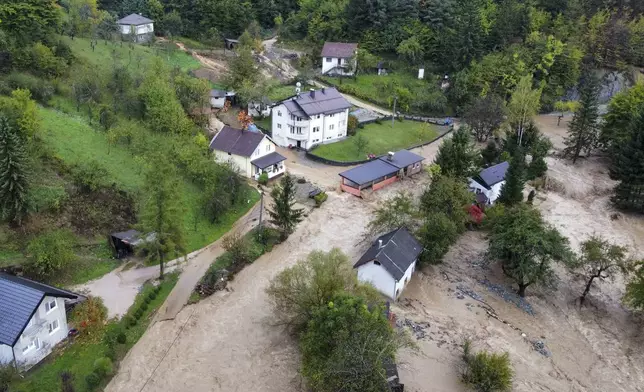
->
[[456, 285, 484, 302], [531, 340, 552, 357], [479, 279, 535, 316], [396, 318, 431, 340]]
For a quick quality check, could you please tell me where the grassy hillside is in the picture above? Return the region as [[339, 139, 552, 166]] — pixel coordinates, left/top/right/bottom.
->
[[62, 37, 201, 73]]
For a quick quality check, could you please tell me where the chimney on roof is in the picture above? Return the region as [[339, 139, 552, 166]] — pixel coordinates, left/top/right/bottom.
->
[[387, 151, 394, 161], [322, 87, 325, 94], [309, 89, 315, 98], [378, 239, 383, 249]]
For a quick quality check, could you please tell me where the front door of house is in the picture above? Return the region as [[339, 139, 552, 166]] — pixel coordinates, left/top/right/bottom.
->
[[338, 58, 341, 65], [296, 140, 301, 149]]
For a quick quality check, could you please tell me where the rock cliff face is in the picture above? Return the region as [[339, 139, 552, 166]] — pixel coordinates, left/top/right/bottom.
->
[[564, 68, 637, 104]]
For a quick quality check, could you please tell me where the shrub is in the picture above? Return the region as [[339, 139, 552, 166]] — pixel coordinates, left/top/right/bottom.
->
[[102, 324, 123, 348], [60, 370, 74, 392], [374, 117, 383, 125], [139, 302, 148, 312], [461, 340, 513, 392], [314, 192, 328, 207], [347, 114, 359, 134], [258, 172, 269, 185], [134, 309, 143, 319], [144, 296, 151, 304], [94, 357, 114, 377], [5, 72, 54, 103], [85, 372, 101, 389], [27, 229, 77, 276], [148, 291, 157, 300], [222, 232, 253, 265], [129, 317, 138, 327], [116, 332, 127, 344], [70, 161, 109, 193], [155, 285, 162, 294], [70, 296, 108, 341]]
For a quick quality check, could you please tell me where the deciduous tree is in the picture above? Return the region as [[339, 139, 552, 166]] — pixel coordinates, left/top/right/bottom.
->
[[420, 175, 473, 228], [507, 75, 541, 146], [573, 235, 631, 305], [487, 204, 572, 297], [139, 158, 186, 279], [433, 126, 477, 179], [365, 191, 418, 239], [463, 94, 506, 142]]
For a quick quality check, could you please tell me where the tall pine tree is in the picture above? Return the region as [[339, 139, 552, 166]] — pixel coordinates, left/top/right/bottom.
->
[[269, 174, 303, 240], [433, 126, 477, 179], [612, 111, 644, 212], [498, 148, 526, 206], [564, 72, 600, 163], [0, 116, 29, 225]]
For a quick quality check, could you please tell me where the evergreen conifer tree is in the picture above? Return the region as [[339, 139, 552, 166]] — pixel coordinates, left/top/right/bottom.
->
[[498, 148, 526, 206], [612, 112, 644, 212], [564, 72, 600, 163], [0, 116, 29, 225], [269, 174, 304, 240]]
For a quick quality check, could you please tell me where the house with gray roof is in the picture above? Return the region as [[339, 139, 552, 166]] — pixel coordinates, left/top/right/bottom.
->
[[210, 126, 286, 180], [271, 87, 352, 149], [468, 161, 509, 205], [0, 273, 79, 370], [117, 13, 154, 43], [321, 42, 358, 75], [354, 227, 422, 300]]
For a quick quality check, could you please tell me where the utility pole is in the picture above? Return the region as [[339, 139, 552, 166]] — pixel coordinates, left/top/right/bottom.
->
[[391, 96, 397, 128], [257, 186, 264, 243]]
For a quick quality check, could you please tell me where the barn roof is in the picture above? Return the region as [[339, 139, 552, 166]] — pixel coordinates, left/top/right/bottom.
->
[[0, 273, 78, 346], [474, 161, 509, 189], [354, 227, 422, 281], [209, 126, 265, 157], [321, 42, 358, 58], [116, 13, 153, 25]]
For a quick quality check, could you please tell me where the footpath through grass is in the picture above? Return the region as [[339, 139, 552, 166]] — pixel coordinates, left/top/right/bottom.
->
[[12, 274, 179, 392], [311, 120, 441, 162], [39, 106, 259, 253]]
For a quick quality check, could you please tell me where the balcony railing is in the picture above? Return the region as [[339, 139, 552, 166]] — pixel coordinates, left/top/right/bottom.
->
[[288, 132, 308, 141]]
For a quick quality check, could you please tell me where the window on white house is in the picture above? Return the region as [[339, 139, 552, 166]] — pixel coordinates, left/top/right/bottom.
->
[[313, 126, 320, 133], [297, 127, 303, 134], [339, 120, 346, 127], [45, 299, 57, 313], [277, 111, 282, 116], [329, 124, 335, 130], [277, 123, 281, 129], [328, 113, 335, 117], [48, 319, 60, 334], [326, 57, 332, 62], [316, 115, 321, 119], [289, 125, 294, 134], [266, 144, 271, 152], [374, 260, 381, 266], [22, 338, 39, 354], [338, 133, 342, 137]]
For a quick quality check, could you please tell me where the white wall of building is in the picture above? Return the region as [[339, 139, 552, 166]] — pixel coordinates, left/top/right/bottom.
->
[[210, 96, 226, 108], [271, 104, 349, 149], [468, 179, 505, 205], [321, 57, 355, 75], [357, 262, 397, 300], [213, 135, 283, 179], [0, 344, 13, 365], [8, 296, 70, 369], [394, 262, 416, 299], [119, 23, 154, 35]]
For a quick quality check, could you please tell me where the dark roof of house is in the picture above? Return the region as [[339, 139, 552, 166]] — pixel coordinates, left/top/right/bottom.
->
[[210, 89, 226, 98], [354, 227, 422, 281], [474, 161, 509, 189], [339, 159, 399, 186], [116, 13, 153, 25], [0, 273, 78, 346], [278, 88, 351, 118], [321, 42, 358, 58], [379, 150, 424, 169], [111, 229, 140, 242], [251, 151, 286, 169], [209, 126, 266, 157]]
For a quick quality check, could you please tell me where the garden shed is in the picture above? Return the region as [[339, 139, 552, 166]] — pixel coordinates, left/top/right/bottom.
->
[[339, 150, 424, 197], [108, 230, 155, 259]]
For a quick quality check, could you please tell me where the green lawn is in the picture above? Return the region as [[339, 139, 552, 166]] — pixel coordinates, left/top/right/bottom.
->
[[311, 120, 441, 162], [12, 274, 179, 392], [39, 107, 259, 254], [267, 83, 315, 102], [62, 37, 201, 73], [253, 115, 271, 131]]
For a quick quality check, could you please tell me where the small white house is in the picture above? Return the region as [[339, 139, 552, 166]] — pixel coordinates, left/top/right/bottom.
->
[[116, 13, 154, 43], [321, 42, 358, 76], [209, 89, 236, 109], [0, 273, 79, 370], [354, 227, 423, 300], [210, 126, 286, 180], [271, 87, 352, 150], [468, 161, 509, 205]]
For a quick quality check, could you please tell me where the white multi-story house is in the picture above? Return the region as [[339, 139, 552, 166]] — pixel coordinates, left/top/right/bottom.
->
[[210, 126, 286, 181], [0, 273, 79, 370], [468, 161, 509, 205], [321, 42, 358, 75], [117, 13, 154, 43], [354, 227, 423, 300], [271, 87, 352, 150]]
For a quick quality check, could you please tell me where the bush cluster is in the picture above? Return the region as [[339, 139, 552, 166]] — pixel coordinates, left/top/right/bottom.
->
[[313, 192, 328, 207]]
